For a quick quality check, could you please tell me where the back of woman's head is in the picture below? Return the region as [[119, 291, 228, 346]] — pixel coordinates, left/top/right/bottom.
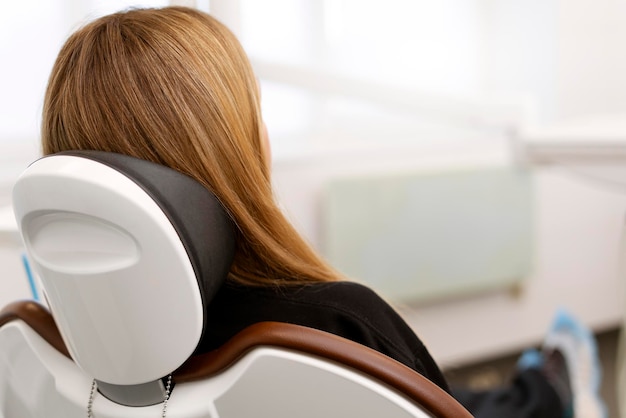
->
[[43, 6, 339, 286], [44, 7, 265, 183]]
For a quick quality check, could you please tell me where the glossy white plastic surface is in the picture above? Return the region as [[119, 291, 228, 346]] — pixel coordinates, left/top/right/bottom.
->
[[11, 156, 203, 385]]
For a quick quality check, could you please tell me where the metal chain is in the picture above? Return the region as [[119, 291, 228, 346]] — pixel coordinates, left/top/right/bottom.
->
[[87, 375, 173, 418], [87, 379, 96, 418], [161, 374, 172, 418]]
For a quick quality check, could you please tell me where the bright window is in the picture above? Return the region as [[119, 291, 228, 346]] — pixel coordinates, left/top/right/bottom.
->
[[2, 0, 515, 163], [0, 0, 168, 155], [233, 0, 487, 156]]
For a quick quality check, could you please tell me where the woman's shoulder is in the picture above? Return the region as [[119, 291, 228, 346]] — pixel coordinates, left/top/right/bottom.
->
[[266, 281, 401, 324], [221, 280, 390, 314], [282, 281, 421, 353], [289, 280, 388, 307], [219, 280, 404, 343], [209, 280, 449, 391]]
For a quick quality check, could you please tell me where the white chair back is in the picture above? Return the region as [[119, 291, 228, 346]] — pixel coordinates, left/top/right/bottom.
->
[[11, 151, 235, 403]]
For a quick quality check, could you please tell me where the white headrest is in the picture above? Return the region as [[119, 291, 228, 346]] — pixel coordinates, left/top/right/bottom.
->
[[12, 152, 235, 385]]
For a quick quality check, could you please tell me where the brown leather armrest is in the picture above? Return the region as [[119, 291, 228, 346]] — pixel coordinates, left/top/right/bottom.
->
[[0, 300, 70, 358], [174, 322, 473, 418]]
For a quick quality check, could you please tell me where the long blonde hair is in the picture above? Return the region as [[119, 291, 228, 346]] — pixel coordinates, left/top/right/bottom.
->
[[42, 6, 340, 286]]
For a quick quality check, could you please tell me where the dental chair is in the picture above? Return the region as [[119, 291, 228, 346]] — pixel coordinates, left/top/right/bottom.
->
[[0, 151, 472, 418]]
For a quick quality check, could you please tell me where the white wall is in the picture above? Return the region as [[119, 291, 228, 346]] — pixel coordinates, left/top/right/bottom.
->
[[482, 0, 558, 122], [483, 0, 626, 124], [0, 211, 32, 306], [556, 0, 626, 120]]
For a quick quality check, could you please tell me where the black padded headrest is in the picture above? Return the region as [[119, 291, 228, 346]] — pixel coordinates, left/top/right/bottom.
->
[[56, 150, 236, 337]]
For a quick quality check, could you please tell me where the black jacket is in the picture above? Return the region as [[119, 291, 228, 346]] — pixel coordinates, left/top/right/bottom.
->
[[199, 280, 450, 393]]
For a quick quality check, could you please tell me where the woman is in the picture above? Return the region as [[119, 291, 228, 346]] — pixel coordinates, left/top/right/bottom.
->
[[41, 7, 605, 418]]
